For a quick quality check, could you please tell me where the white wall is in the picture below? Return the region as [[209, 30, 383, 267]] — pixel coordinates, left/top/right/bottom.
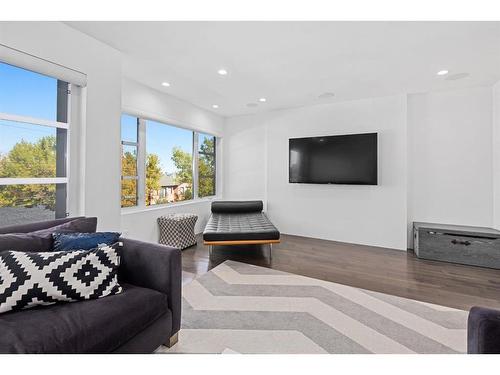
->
[[493, 81, 500, 230], [120, 78, 225, 242], [407, 87, 494, 247], [225, 96, 408, 250], [0, 22, 123, 231], [223, 114, 268, 204], [225, 87, 496, 251]]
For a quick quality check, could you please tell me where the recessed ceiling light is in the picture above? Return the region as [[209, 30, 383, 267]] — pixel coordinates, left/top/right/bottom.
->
[[259, 98, 267, 103], [247, 103, 258, 107], [217, 69, 228, 76], [161, 82, 170, 87], [437, 70, 449, 76], [212, 104, 219, 109], [318, 92, 335, 99]]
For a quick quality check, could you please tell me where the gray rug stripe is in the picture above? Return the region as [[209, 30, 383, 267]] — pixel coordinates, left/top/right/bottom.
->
[[224, 260, 467, 330], [360, 289, 466, 328], [196, 271, 461, 354], [182, 297, 370, 354], [225, 260, 290, 275]]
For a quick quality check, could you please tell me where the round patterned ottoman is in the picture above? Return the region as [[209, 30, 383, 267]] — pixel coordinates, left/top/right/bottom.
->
[[158, 213, 198, 250]]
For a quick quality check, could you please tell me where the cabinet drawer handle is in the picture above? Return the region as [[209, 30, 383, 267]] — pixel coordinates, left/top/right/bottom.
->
[[451, 239, 471, 246]]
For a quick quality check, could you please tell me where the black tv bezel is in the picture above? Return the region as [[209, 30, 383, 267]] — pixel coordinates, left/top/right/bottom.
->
[[288, 132, 378, 186]]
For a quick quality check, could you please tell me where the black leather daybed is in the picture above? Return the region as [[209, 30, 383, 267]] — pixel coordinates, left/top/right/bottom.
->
[[203, 201, 280, 259]]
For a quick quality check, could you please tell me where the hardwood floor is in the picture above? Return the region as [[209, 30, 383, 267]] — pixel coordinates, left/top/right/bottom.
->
[[181, 233, 500, 311]]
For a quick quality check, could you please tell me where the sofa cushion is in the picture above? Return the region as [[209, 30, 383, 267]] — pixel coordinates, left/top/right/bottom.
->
[[0, 283, 170, 353], [0, 243, 122, 314], [52, 232, 121, 252], [0, 232, 54, 253], [0, 217, 98, 252]]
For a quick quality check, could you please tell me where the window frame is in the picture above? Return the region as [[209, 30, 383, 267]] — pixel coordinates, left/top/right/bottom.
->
[[197, 133, 217, 199], [120, 115, 140, 208], [120, 112, 218, 210], [0, 68, 71, 219]]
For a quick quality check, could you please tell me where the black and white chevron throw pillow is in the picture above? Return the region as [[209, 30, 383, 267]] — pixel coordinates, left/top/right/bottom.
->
[[0, 243, 122, 314]]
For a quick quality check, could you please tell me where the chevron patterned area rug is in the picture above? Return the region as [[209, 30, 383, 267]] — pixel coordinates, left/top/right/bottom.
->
[[159, 260, 468, 354]]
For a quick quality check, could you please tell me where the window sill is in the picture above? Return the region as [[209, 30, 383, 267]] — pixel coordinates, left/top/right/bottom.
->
[[120, 196, 219, 216]]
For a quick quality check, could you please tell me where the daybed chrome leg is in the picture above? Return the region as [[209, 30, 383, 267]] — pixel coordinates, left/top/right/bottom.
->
[[269, 243, 273, 261], [209, 245, 212, 257]]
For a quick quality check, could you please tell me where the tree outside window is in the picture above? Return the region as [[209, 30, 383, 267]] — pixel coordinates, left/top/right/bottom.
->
[[120, 117, 217, 208]]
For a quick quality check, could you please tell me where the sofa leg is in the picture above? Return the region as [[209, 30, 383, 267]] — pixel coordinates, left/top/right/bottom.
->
[[166, 332, 179, 348]]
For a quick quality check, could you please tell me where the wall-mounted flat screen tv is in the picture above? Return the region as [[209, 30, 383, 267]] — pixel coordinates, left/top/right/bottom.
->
[[289, 133, 378, 185]]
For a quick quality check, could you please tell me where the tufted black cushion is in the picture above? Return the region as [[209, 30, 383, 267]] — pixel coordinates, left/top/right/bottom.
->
[[211, 200, 263, 214], [203, 212, 280, 242]]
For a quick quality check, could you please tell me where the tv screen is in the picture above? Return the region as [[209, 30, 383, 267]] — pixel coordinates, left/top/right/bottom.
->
[[289, 133, 378, 185]]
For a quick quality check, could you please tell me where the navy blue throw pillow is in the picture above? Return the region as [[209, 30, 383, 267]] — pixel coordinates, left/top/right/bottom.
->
[[52, 232, 121, 252]]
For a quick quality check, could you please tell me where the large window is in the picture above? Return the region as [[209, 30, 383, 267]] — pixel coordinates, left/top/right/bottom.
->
[[120, 115, 217, 208], [0, 62, 70, 227]]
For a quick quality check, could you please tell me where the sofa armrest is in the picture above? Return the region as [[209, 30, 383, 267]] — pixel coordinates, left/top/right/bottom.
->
[[119, 238, 182, 334], [468, 306, 500, 354]]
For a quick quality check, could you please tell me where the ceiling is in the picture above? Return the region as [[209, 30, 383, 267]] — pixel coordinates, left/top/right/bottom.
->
[[66, 21, 500, 117]]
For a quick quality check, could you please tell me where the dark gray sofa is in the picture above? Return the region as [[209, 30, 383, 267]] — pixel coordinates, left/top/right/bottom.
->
[[0, 217, 182, 354], [468, 306, 500, 354]]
